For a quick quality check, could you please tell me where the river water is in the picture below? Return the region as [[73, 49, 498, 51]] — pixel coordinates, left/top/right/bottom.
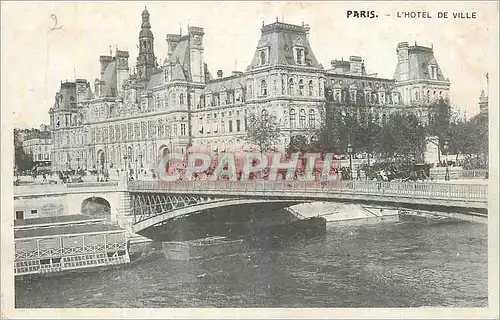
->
[[15, 220, 487, 308]]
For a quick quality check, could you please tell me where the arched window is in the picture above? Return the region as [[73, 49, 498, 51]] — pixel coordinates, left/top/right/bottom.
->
[[290, 108, 296, 128], [179, 93, 184, 105], [308, 109, 315, 127], [260, 50, 266, 65], [261, 109, 268, 120], [382, 114, 387, 125], [299, 109, 306, 128], [288, 78, 294, 95], [261, 80, 267, 96], [308, 80, 314, 96], [298, 80, 304, 96]]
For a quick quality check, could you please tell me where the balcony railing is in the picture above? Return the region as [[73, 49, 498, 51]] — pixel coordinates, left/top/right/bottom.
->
[[128, 180, 488, 201]]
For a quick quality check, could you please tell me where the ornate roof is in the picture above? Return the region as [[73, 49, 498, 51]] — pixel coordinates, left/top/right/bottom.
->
[[393, 44, 447, 81], [247, 21, 322, 70]]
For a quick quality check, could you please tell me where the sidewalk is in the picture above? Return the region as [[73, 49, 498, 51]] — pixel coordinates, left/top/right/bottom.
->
[[430, 178, 488, 185]]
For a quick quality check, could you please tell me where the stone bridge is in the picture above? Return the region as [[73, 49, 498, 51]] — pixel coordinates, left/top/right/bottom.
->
[[13, 181, 129, 222]]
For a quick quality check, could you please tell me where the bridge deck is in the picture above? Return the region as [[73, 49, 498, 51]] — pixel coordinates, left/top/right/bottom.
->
[[128, 180, 488, 210]]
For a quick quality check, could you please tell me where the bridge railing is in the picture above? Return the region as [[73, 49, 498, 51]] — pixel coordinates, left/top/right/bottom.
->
[[462, 169, 488, 179], [66, 181, 120, 188], [127, 180, 488, 201]]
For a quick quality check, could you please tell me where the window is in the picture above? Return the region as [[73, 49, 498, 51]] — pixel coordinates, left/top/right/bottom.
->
[[288, 78, 294, 95], [31, 209, 38, 215], [236, 119, 241, 132], [261, 80, 267, 96], [179, 93, 184, 105], [309, 109, 315, 127], [295, 48, 304, 65], [229, 120, 233, 132], [299, 109, 306, 128], [298, 80, 304, 96], [282, 76, 286, 95], [15, 211, 24, 220], [181, 124, 186, 136], [308, 80, 313, 96], [244, 117, 248, 131], [261, 109, 268, 120], [415, 91, 419, 101], [290, 108, 296, 128], [260, 50, 266, 65], [141, 122, 147, 139], [430, 66, 438, 79], [221, 121, 225, 133]]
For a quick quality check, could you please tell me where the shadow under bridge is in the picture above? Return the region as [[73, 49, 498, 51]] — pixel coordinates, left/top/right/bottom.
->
[[130, 192, 304, 237]]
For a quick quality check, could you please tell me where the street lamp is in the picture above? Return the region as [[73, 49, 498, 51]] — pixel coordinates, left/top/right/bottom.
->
[[347, 142, 353, 180], [443, 140, 450, 181]]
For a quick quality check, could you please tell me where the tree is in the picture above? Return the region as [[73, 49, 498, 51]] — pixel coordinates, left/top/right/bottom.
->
[[427, 98, 452, 154], [379, 113, 426, 162], [286, 135, 310, 153], [314, 105, 340, 153], [15, 145, 34, 173], [245, 112, 281, 153]]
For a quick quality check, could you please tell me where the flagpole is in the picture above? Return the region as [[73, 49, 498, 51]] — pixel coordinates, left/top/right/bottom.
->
[[486, 73, 489, 96]]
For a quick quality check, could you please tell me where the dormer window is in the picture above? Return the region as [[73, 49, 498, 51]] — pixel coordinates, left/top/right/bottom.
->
[[294, 48, 305, 65], [429, 65, 438, 80], [258, 47, 270, 66], [293, 37, 306, 65]]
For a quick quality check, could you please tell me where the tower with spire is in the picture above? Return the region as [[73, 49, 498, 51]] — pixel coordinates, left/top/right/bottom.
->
[[136, 7, 156, 81]]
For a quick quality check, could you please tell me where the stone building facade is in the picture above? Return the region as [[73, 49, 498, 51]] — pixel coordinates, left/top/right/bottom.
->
[[50, 9, 450, 172]]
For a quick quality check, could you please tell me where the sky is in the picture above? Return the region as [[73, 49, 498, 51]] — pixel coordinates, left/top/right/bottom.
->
[[1, 1, 498, 129]]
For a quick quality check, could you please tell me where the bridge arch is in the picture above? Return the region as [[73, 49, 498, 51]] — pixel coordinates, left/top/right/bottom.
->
[[132, 198, 303, 234], [81, 196, 111, 220]]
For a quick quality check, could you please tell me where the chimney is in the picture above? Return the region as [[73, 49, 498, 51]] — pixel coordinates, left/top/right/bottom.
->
[[99, 55, 113, 77], [217, 70, 223, 78], [166, 34, 182, 58], [349, 56, 363, 76], [303, 23, 310, 37]]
